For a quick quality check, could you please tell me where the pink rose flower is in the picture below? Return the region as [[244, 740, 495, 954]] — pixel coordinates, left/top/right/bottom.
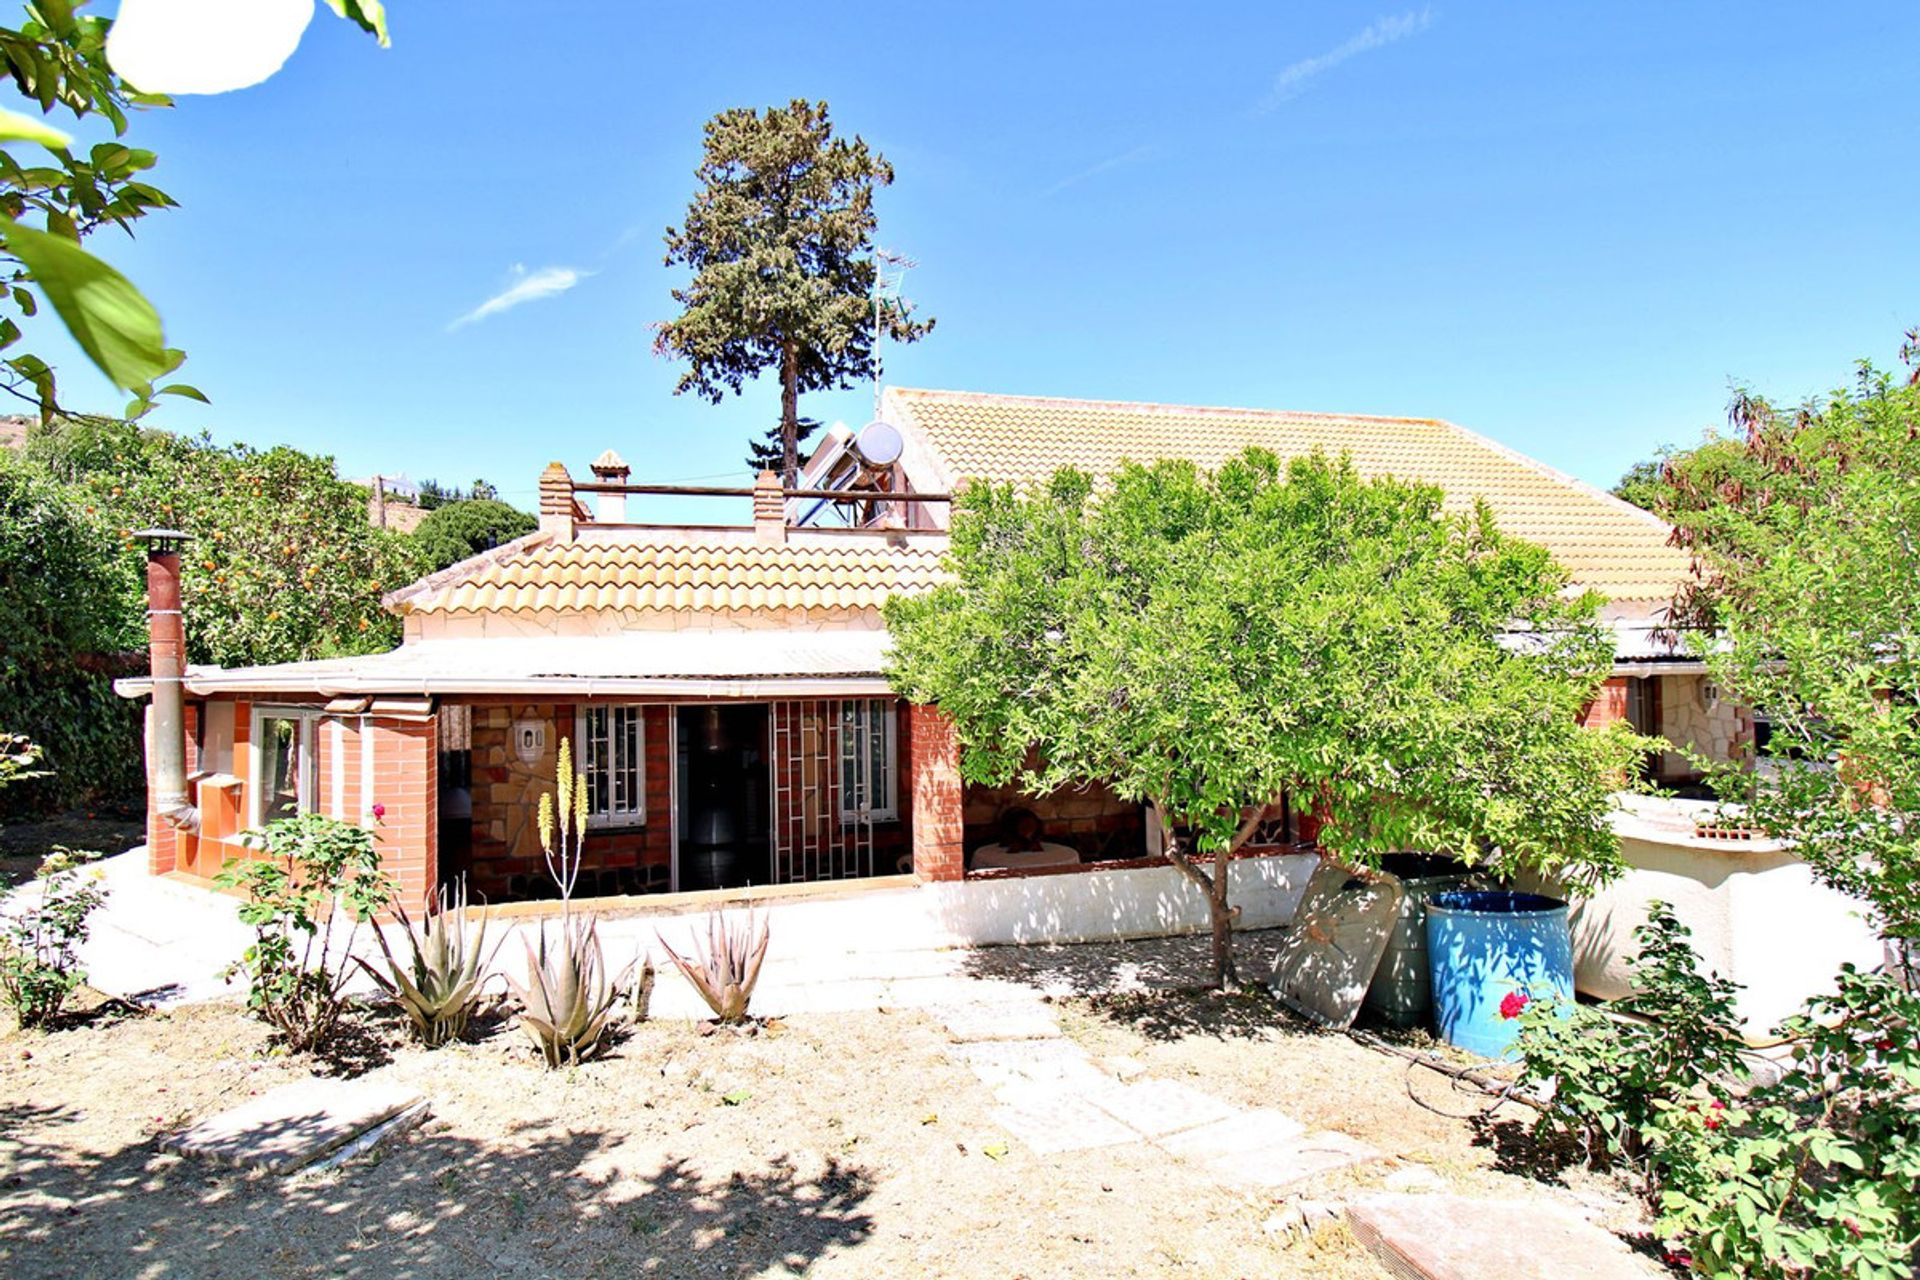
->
[[371, 803, 386, 820], [1499, 990, 1531, 1020]]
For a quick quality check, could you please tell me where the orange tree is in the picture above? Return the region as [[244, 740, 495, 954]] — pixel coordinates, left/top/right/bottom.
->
[[885, 450, 1647, 988], [27, 417, 419, 667]]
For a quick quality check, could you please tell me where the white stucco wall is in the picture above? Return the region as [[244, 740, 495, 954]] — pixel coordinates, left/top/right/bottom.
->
[[1523, 795, 1882, 1038], [920, 853, 1322, 947]]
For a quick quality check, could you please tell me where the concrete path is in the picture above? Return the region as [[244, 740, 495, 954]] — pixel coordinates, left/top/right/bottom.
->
[[929, 993, 1385, 1190]]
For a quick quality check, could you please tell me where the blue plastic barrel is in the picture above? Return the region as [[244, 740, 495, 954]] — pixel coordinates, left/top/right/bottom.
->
[[1424, 889, 1574, 1059]]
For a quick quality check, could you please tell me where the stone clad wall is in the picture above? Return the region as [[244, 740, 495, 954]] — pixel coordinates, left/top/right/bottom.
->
[[465, 702, 671, 901], [1656, 674, 1752, 780]]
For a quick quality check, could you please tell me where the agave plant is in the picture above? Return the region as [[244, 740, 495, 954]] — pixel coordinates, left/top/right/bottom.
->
[[659, 908, 770, 1025], [509, 913, 621, 1067], [509, 738, 624, 1066], [359, 876, 500, 1048]]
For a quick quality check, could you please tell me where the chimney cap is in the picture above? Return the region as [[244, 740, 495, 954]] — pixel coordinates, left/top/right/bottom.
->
[[132, 528, 191, 550], [590, 449, 630, 479]]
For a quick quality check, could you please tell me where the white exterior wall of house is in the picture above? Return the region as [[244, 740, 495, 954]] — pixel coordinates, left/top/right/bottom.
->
[[1521, 795, 1884, 1039]]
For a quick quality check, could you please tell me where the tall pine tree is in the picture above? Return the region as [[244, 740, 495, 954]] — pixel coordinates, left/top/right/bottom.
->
[[656, 100, 933, 483]]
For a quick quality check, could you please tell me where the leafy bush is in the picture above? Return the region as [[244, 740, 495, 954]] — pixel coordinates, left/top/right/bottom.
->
[[660, 908, 769, 1026], [1514, 907, 1920, 1278], [359, 877, 499, 1049], [0, 848, 107, 1027], [1654, 967, 1920, 1279], [217, 814, 393, 1053], [507, 740, 623, 1067], [410, 498, 536, 573], [0, 453, 143, 818], [1515, 902, 1747, 1179]]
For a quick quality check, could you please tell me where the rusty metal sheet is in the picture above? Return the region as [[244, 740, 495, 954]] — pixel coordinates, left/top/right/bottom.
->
[[1269, 860, 1405, 1029]]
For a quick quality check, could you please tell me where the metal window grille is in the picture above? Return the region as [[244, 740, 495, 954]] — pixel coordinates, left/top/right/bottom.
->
[[578, 704, 644, 826], [769, 698, 893, 884]]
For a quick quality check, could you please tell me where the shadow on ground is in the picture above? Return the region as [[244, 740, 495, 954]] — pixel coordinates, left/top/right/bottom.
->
[[0, 1100, 875, 1279]]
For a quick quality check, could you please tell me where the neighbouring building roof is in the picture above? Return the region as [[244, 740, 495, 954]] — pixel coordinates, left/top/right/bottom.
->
[[384, 526, 948, 622], [883, 387, 1692, 605], [113, 630, 897, 699]]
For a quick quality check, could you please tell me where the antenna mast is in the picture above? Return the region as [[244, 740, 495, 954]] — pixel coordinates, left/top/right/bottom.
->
[[872, 248, 916, 420]]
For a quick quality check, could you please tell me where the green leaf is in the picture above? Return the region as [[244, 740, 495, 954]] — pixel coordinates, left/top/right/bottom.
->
[[2, 218, 170, 391], [0, 106, 70, 150], [721, 1089, 750, 1106], [322, 0, 390, 46], [156, 382, 209, 404]]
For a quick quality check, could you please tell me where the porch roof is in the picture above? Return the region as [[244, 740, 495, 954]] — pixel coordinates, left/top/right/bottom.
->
[[114, 630, 897, 700]]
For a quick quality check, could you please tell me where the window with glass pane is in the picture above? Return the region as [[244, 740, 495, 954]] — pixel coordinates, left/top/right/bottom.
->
[[838, 699, 897, 822], [254, 710, 314, 824], [578, 704, 645, 826]]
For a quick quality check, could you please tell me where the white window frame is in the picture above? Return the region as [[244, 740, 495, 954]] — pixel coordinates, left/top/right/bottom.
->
[[250, 705, 320, 827], [576, 704, 646, 828], [839, 699, 898, 824]]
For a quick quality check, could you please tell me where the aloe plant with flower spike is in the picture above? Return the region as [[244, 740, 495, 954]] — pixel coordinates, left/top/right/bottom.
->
[[507, 738, 624, 1067], [359, 876, 499, 1048]]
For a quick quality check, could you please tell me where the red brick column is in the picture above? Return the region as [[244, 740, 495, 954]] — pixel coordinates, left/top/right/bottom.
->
[[368, 714, 438, 914], [907, 703, 965, 882], [1580, 676, 1631, 729]]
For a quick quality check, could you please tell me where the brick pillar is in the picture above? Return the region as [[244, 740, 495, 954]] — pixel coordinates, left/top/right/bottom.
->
[[368, 714, 438, 914], [1580, 676, 1631, 729], [907, 703, 964, 881], [538, 461, 576, 540], [753, 470, 787, 546]]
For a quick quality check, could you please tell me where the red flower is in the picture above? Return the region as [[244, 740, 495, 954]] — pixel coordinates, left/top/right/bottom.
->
[[1499, 990, 1531, 1020], [371, 803, 386, 820], [1704, 1098, 1725, 1130], [1663, 1249, 1693, 1269], [1878, 1038, 1894, 1051]]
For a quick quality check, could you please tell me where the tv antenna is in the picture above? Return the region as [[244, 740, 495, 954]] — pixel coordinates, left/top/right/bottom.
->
[[872, 248, 917, 419]]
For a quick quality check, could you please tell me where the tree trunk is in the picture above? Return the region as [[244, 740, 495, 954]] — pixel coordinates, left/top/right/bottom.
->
[[779, 340, 800, 488], [1155, 799, 1276, 992]]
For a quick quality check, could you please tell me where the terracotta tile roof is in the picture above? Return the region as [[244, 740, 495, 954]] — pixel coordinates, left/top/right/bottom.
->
[[885, 387, 1690, 604], [387, 527, 947, 619]]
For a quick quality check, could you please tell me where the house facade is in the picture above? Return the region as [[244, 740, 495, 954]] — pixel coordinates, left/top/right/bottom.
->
[[119, 388, 1734, 919]]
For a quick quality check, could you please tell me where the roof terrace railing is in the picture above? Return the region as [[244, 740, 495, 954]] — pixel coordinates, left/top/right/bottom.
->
[[571, 481, 952, 502]]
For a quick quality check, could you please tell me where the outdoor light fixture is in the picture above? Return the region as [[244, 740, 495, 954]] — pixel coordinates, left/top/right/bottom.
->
[[107, 0, 315, 96]]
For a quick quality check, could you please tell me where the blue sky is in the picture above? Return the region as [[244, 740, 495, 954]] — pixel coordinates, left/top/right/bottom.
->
[[30, 2, 1920, 517]]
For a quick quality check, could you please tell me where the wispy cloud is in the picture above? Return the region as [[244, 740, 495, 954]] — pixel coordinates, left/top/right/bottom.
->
[[449, 264, 590, 330], [1042, 143, 1159, 198], [1255, 9, 1433, 114]]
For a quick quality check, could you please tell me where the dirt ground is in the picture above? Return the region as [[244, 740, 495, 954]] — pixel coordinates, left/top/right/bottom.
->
[[0, 811, 145, 888], [0, 982, 1643, 1279]]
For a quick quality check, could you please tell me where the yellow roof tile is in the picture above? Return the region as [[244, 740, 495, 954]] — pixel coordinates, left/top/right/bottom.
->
[[391, 528, 948, 619], [886, 386, 1691, 603]]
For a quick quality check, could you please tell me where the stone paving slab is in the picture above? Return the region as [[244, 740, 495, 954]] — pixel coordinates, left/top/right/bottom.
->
[[1082, 1077, 1243, 1140], [1221, 1130, 1383, 1190], [988, 1079, 1142, 1155], [160, 1078, 425, 1175], [1155, 1107, 1308, 1162], [1345, 1193, 1659, 1280], [949, 1039, 1114, 1092], [932, 1000, 1064, 1043]]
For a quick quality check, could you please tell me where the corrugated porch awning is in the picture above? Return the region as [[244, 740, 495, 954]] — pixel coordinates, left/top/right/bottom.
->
[[113, 630, 897, 701]]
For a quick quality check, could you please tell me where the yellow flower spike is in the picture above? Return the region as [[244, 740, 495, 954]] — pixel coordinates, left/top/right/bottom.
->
[[574, 772, 589, 833], [556, 737, 574, 839], [537, 792, 554, 855]]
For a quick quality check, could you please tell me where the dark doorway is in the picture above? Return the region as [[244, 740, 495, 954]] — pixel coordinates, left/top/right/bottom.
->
[[675, 704, 770, 891]]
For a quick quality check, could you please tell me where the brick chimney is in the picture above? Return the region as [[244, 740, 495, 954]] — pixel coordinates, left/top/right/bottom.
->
[[539, 461, 575, 540], [590, 449, 630, 523], [753, 470, 787, 546], [133, 529, 198, 831]]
